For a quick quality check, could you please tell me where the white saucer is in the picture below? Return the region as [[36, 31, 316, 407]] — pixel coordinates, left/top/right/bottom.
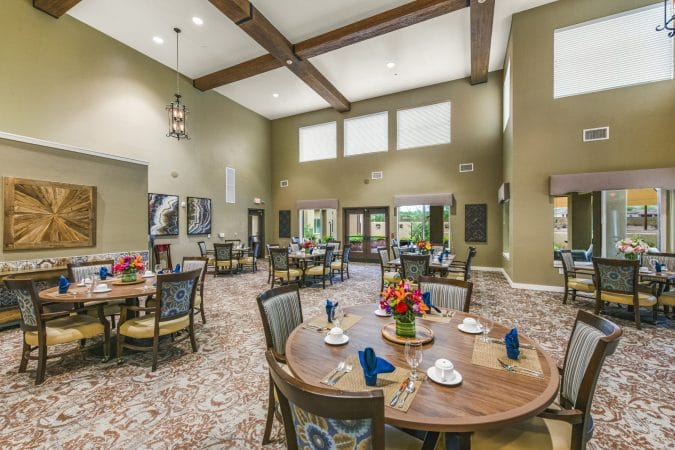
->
[[76, 282, 85, 287], [142, 274, 155, 278], [458, 323, 482, 334], [374, 309, 391, 317], [324, 334, 349, 346], [92, 288, 112, 293], [427, 366, 462, 386]]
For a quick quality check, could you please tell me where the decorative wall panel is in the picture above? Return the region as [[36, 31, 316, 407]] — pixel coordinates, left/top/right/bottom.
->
[[465, 204, 487, 243], [279, 210, 291, 238]]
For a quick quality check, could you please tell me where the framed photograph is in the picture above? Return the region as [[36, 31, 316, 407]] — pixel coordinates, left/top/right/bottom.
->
[[187, 197, 212, 235], [465, 203, 487, 243], [3, 177, 96, 250], [148, 193, 179, 236]]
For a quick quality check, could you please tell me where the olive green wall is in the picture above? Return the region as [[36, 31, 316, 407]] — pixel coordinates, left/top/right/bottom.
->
[[271, 73, 504, 268], [0, 0, 272, 263], [506, 0, 675, 285]]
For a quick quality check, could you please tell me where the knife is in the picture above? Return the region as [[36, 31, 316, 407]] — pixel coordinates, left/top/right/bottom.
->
[[488, 337, 536, 350], [390, 377, 410, 406]]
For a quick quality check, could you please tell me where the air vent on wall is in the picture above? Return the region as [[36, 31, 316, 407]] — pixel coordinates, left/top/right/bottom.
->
[[371, 171, 383, 180], [280, 180, 289, 188], [583, 127, 609, 142], [459, 163, 474, 173]]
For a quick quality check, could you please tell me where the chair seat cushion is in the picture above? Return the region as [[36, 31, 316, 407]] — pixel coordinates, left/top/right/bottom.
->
[[384, 271, 401, 283], [330, 261, 344, 270], [446, 272, 465, 280], [217, 260, 238, 269], [274, 269, 303, 279], [568, 278, 594, 292], [384, 425, 423, 449], [118, 314, 190, 339], [306, 265, 330, 276], [239, 256, 254, 264], [600, 291, 657, 306], [25, 315, 105, 346], [472, 416, 570, 450], [659, 290, 675, 306]]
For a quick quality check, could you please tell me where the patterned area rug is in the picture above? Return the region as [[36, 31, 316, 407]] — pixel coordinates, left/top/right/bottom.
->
[[0, 263, 672, 449]]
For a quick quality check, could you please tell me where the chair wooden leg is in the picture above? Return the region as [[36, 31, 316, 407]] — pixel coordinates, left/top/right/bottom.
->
[[346, 265, 350, 279], [571, 289, 577, 302], [19, 342, 30, 373], [263, 374, 276, 445], [103, 322, 110, 361], [116, 333, 126, 363], [634, 307, 642, 330], [151, 335, 160, 372], [563, 285, 569, 304], [35, 344, 47, 385], [189, 322, 198, 352], [652, 305, 657, 323], [200, 305, 207, 324], [341, 269, 344, 282]]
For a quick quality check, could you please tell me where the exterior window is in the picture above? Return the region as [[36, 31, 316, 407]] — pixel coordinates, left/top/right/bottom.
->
[[299, 122, 337, 162], [344, 112, 388, 156], [397, 102, 451, 150], [299, 209, 337, 241]]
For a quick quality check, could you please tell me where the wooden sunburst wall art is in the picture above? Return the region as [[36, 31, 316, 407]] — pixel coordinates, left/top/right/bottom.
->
[[3, 177, 96, 250]]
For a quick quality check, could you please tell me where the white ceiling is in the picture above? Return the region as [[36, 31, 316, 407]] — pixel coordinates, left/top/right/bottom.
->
[[68, 0, 558, 120]]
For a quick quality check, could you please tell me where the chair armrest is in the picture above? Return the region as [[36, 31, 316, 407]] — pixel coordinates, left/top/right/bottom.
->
[[574, 268, 595, 276], [446, 267, 465, 273], [538, 407, 584, 424], [41, 311, 72, 321]]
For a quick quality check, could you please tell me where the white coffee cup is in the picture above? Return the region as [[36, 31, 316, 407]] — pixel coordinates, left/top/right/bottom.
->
[[463, 317, 480, 331], [144, 270, 154, 277], [435, 358, 454, 382], [327, 327, 344, 342], [94, 283, 108, 292]]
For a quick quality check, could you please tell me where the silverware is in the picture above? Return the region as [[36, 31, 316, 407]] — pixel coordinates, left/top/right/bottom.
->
[[330, 363, 352, 385], [302, 324, 329, 332], [397, 380, 415, 408], [488, 338, 536, 350], [326, 361, 345, 384], [390, 377, 410, 406], [497, 358, 544, 378]]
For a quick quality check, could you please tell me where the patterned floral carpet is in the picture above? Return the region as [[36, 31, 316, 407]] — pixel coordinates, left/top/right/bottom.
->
[[0, 263, 672, 449]]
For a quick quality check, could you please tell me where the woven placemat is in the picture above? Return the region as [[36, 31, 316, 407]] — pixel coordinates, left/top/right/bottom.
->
[[471, 337, 543, 377], [320, 355, 425, 412], [306, 314, 362, 334], [419, 310, 456, 324]]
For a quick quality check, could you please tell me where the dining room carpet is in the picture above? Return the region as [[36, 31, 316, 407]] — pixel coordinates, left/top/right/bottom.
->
[[0, 263, 672, 449]]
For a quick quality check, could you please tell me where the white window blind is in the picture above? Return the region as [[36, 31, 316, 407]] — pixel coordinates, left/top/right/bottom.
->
[[554, 3, 674, 99], [397, 102, 451, 150], [225, 167, 235, 204], [344, 112, 388, 156], [503, 62, 511, 130], [299, 122, 337, 162]]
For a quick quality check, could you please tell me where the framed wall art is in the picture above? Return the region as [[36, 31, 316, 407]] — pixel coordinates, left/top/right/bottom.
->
[[148, 193, 179, 236], [187, 197, 212, 235], [279, 210, 291, 238], [465, 203, 487, 243]]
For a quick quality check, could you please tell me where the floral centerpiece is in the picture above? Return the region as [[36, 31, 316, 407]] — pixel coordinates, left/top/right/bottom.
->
[[114, 254, 145, 282], [616, 237, 649, 261], [302, 241, 314, 254], [417, 240, 432, 255], [381, 281, 428, 337]]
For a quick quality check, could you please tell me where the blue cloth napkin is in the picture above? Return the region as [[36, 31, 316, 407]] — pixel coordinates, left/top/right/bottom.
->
[[422, 291, 441, 314], [359, 347, 395, 386], [325, 299, 337, 323], [174, 263, 181, 273], [437, 254, 443, 263], [99, 267, 108, 280], [58, 275, 70, 294], [505, 327, 520, 360], [655, 261, 662, 273]]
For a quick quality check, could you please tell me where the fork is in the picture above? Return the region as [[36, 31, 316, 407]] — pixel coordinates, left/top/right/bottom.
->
[[397, 380, 415, 408], [326, 361, 345, 384], [497, 358, 544, 378], [330, 362, 353, 385]]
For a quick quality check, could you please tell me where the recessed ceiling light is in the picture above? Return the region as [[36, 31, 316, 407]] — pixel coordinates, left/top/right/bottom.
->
[[153, 36, 164, 44], [192, 16, 204, 26], [272, 93, 280, 98], [386, 62, 396, 69]]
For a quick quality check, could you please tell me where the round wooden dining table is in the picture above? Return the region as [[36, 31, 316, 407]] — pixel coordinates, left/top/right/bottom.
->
[[285, 303, 560, 449], [39, 276, 157, 309]]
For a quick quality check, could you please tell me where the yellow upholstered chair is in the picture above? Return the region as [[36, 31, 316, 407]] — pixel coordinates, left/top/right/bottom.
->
[[330, 244, 351, 282], [270, 247, 303, 287], [238, 242, 259, 272], [4, 277, 110, 385], [197, 241, 215, 273], [214, 242, 238, 275], [379, 247, 400, 290], [446, 247, 477, 281], [304, 247, 335, 289], [473, 310, 622, 450], [116, 270, 200, 372], [593, 257, 657, 329], [660, 290, 675, 312], [559, 250, 594, 304]]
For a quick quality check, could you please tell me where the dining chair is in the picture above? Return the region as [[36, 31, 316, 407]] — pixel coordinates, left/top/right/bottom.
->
[[472, 310, 622, 450], [116, 270, 200, 372], [418, 276, 472, 313], [4, 277, 110, 385], [265, 350, 423, 450], [266, 243, 279, 283], [238, 242, 259, 272], [378, 247, 400, 291], [560, 250, 595, 304], [197, 241, 215, 274], [153, 244, 173, 271], [289, 243, 300, 253], [213, 243, 238, 276], [257, 285, 304, 444], [592, 257, 657, 329], [392, 245, 401, 259], [446, 247, 477, 281], [67, 259, 122, 327], [400, 254, 430, 286], [304, 247, 335, 289], [148, 256, 209, 324], [269, 247, 303, 288], [331, 244, 351, 282]]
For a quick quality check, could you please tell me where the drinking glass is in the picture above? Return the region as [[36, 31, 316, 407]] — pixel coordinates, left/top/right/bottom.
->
[[88, 273, 99, 293], [480, 313, 493, 343], [404, 341, 423, 381], [332, 305, 345, 329]]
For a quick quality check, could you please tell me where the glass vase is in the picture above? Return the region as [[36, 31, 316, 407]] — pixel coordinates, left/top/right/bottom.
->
[[121, 269, 137, 283], [395, 316, 416, 338]]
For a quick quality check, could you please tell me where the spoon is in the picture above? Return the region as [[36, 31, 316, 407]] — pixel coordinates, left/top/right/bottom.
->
[[397, 379, 416, 408]]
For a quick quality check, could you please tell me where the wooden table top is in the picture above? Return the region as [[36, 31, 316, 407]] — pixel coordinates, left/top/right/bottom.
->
[[390, 255, 456, 268], [39, 276, 156, 303], [286, 303, 560, 433]]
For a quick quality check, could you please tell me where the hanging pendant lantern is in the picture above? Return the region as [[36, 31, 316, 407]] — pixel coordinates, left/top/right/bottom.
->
[[167, 27, 189, 140], [656, 0, 674, 37]]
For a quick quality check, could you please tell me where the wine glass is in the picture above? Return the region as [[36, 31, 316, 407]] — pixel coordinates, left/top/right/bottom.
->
[[332, 305, 345, 329], [479, 312, 493, 343], [404, 340, 423, 381]]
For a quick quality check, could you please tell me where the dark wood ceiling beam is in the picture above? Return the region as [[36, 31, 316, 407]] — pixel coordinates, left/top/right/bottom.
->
[[207, 0, 350, 112], [195, 0, 470, 91], [33, 0, 82, 18], [469, 0, 495, 85]]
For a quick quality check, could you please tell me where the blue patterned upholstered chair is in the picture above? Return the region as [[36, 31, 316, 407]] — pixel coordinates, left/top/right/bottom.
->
[[304, 248, 335, 289], [331, 244, 351, 282], [379, 247, 400, 291], [3, 277, 110, 385], [265, 350, 423, 450], [473, 310, 622, 450], [270, 247, 303, 288], [214, 243, 238, 276], [560, 250, 595, 304], [400, 254, 429, 286], [147, 257, 208, 324], [592, 257, 657, 329], [116, 270, 200, 372], [257, 285, 304, 445], [418, 276, 473, 313]]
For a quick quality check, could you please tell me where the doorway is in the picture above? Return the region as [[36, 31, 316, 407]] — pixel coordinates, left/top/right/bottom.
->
[[248, 209, 265, 256], [344, 207, 389, 262]]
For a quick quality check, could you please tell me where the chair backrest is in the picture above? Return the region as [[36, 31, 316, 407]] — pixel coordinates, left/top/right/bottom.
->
[[182, 256, 208, 288], [341, 245, 351, 264], [197, 241, 208, 257], [321, 247, 335, 267], [392, 245, 400, 259], [418, 276, 473, 312], [3, 278, 49, 332], [378, 247, 390, 266], [592, 257, 638, 296], [67, 259, 114, 282], [213, 243, 234, 262], [400, 254, 429, 283], [251, 242, 260, 258], [462, 247, 477, 280], [560, 310, 622, 416], [270, 247, 291, 271], [154, 244, 172, 270], [266, 350, 385, 450], [431, 244, 444, 255], [257, 285, 303, 361], [289, 243, 300, 252], [224, 239, 241, 246], [644, 252, 675, 271], [155, 270, 200, 321], [327, 241, 341, 251], [560, 250, 575, 276]]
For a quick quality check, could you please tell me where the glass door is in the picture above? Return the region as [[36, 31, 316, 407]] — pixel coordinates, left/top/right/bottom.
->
[[344, 207, 389, 262]]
